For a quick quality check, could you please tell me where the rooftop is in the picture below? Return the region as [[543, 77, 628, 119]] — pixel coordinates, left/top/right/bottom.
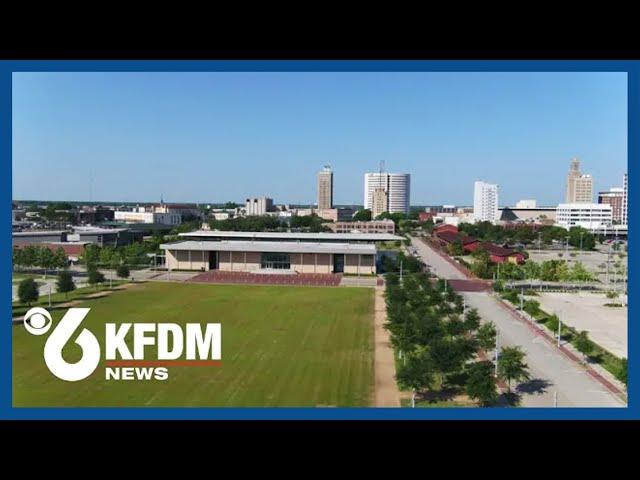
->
[[12, 230, 67, 236], [161, 240, 376, 255], [178, 230, 403, 242]]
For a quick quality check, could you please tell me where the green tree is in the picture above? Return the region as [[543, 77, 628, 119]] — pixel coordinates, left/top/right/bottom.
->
[[447, 240, 465, 257], [463, 308, 481, 332], [573, 330, 593, 361], [521, 260, 541, 280], [52, 247, 69, 270], [37, 246, 56, 278], [56, 270, 76, 299], [616, 358, 627, 386], [476, 322, 497, 352], [352, 209, 372, 221], [395, 348, 435, 394], [116, 264, 130, 279], [466, 360, 498, 406], [471, 247, 493, 279], [12, 248, 24, 270], [18, 278, 39, 306], [87, 265, 105, 289], [498, 346, 531, 392]]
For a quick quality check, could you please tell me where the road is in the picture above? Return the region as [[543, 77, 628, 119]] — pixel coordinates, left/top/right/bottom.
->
[[411, 236, 625, 408]]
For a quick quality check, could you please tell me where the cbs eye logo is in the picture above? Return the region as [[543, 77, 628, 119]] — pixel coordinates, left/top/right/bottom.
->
[[24, 307, 53, 336], [23, 307, 100, 382]]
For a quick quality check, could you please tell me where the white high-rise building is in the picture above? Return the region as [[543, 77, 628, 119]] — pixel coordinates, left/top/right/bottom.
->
[[622, 173, 628, 226], [473, 181, 499, 223], [364, 172, 410, 215]]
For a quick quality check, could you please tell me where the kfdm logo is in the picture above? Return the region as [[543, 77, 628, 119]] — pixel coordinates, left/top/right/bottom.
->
[[23, 307, 222, 382]]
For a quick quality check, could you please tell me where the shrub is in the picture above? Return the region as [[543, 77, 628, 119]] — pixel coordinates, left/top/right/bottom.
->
[[18, 278, 39, 305]]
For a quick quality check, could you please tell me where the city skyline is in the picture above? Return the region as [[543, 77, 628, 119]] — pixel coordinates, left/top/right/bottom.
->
[[12, 72, 627, 205]]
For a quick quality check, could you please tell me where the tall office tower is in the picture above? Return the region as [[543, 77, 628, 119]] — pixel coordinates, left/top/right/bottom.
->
[[317, 165, 333, 210], [364, 172, 410, 215], [598, 187, 624, 223], [565, 157, 593, 203], [245, 197, 274, 216], [473, 181, 499, 223], [371, 187, 388, 219], [622, 173, 628, 225]]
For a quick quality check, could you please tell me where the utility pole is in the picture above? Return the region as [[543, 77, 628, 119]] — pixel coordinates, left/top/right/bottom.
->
[[606, 243, 611, 287]]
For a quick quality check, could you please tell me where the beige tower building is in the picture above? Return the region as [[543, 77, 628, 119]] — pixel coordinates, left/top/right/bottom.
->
[[371, 187, 388, 219], [565, 158, 593, 203], [317, 165, 333, 210]]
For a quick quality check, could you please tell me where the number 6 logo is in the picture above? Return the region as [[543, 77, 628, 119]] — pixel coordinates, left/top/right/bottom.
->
[[24, 307, 101, 382]]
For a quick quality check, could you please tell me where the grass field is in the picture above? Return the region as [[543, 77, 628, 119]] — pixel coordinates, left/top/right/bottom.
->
[[13, 282, 374, 407]]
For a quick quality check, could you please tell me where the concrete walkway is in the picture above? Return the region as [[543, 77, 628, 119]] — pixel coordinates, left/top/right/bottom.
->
[[373, 286, 401, 407]]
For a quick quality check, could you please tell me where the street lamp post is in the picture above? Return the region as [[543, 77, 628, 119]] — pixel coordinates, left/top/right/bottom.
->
[[579, 232, 584, 252], [557, 316, 562, 348], [48, 283, 52, 308], [494, 333, 499, 378]]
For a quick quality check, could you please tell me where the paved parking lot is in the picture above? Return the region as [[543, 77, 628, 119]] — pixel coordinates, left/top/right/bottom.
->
[[535, 291, 627, 358]]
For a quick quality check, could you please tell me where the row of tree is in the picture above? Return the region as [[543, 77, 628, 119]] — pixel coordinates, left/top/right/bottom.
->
[[13, 246, 68, 276], [458, 222, 597, 250], [467, 249, 595, 282], [385, 271, 531, 406]]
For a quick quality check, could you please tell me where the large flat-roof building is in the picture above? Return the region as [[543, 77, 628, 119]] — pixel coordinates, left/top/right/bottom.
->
[[178, 230, 402, 243], [162, 240, 376, 275], [162, 230, 403, 274], [556, 203, 612, 231]]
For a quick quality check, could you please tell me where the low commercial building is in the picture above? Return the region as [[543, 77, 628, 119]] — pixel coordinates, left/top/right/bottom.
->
[[68, 226, 139, 247], [556, 203, 612, 231], [161, 240, 376, 275], [114, 210, 181, 225], [327, 219, 395, 234], [12, 230, 68, 246]]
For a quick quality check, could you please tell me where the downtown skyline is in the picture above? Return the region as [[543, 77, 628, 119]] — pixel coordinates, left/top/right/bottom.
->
[[12, 71, 627, 205]]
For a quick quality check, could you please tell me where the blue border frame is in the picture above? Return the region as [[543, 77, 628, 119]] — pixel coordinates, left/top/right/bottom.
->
[[1, 60, 636, 419]]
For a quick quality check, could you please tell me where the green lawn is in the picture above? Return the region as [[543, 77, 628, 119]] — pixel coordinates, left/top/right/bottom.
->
[[13, 282, 374, 407]]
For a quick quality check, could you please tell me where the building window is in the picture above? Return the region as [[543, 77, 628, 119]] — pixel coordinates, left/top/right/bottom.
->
[[261, 252, 291, 269]]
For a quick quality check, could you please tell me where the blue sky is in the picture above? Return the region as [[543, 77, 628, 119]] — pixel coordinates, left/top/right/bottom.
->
[[12, 71, 627, 206]]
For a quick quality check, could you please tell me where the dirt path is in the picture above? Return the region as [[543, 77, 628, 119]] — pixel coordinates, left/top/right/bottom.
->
[[373, 286, 401, 407]]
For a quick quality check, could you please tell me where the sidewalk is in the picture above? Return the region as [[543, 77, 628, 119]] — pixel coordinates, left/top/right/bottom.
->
[[373, 286, 401, 407]]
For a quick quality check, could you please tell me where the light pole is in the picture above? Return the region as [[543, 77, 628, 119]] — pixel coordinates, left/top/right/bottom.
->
[[520, 287, 524, 311], [494, 333, 499, 378], [557, 316, 562, 348], [579, 232, 584, 253], [48, 283, 52, 307], [554, 391, 558, 408], [538, 232, 542, 255], [565, 236, 570, 257], [399, 260, 403, 282]]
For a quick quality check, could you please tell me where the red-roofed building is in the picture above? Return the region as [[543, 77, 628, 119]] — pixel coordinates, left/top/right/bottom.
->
[[478, 242, 525, 264], [418, 211, 436, 222], [435, 231, 481, 253], [433, 224, 459, 236]]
